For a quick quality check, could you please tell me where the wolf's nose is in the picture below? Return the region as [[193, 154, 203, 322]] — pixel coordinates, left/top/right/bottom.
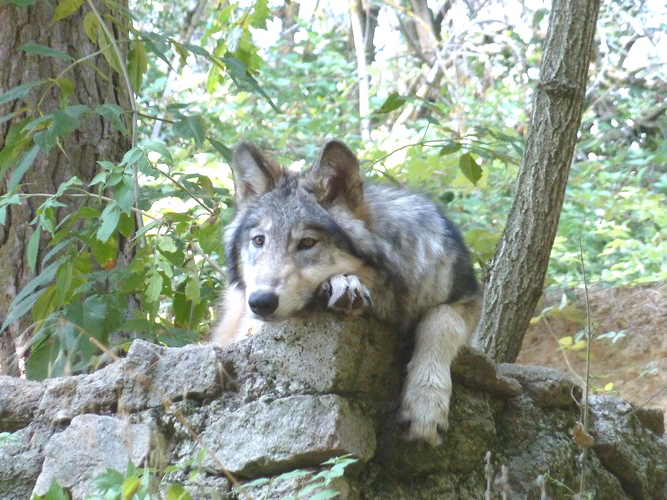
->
[[248, 291, 279, 316]]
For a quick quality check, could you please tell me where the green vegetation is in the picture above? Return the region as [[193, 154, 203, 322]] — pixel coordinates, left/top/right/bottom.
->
[[1, 0, 665, 378]]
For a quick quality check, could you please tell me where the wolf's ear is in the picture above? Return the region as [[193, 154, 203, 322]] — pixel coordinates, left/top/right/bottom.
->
[[303, 140, 363, 210], [231, 142, 282, 206]]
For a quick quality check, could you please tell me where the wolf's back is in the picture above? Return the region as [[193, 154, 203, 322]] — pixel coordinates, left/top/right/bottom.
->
[[340, 183, 479, 330]]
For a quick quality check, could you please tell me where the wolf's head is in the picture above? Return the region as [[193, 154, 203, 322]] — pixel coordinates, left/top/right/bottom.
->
[[224, 140, 367, 320]]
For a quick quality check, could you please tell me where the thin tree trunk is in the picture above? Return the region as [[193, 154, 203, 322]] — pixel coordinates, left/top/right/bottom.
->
[[0, 1, 131, 375], [478, 0, 602, 363], [279, 0, 300, 56], [349, 0, 371, 141]]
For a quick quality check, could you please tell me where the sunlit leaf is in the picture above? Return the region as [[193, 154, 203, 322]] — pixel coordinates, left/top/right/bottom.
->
[[127, 40, 148, 93], [96, 104, 129, 135], [458, 153, 482, 186], [0, 81, 43, 105], [27, 227, 41, 273], [52, 0, 84, 22], [375, 92, 410, 114]]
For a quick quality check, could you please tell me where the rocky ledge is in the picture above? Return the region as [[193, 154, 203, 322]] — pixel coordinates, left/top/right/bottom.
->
[[1, 315, 665, 499]]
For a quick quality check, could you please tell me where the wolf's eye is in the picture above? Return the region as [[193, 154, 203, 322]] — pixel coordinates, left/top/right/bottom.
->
[[251, 235, 265, 247], [297, 237, 317, 250]]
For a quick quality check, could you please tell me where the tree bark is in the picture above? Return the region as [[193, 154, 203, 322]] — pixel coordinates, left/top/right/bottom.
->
[[0, 2, 131, 375], [477, 0, 602, 363], [349, 0, 371, 141], [278, 0, 300, 56]]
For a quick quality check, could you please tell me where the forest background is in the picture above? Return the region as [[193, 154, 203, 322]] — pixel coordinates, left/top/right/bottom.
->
[[0, 0, 666, 416]]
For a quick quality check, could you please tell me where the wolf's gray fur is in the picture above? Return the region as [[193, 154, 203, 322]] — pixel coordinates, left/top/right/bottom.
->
[[210, 140, 481, 445]]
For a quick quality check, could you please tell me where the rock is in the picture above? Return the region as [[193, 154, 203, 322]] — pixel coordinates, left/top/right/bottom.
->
[[246, 314, 398, 397], [181, 473, 231, 498], [201, 394, 376, 477], [119, 340, 226, 411], [498, 363, 583, 408], [0, 315, 665, 499], [32, 414, 153, 498], [0, 376, 45, 431], [0, 424, 52, 500], [590, 395, 667, 499], [452, 346, 522, 398], [38, 361, 123, 425]]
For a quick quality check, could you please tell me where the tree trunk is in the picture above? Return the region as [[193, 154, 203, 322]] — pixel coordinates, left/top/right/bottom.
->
[[349, 0, 371, 141], [279, 0, 300, 56], [0, 1, 131, 375], [477, 0, 602, 363]]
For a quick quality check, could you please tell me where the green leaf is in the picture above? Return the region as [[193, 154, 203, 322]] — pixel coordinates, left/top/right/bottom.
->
[[122, 475, 141, 498], [97, 24, 123, 74], [157, 235, 177, 253], [55, 78, 74, 107], [141, 32, 174, 71], [82, 11, 99, 42], [88, 171, 108, 187], [114, 176, 135, 214], [95, 104, 129, 135], [146, 271, 163, 303], [439, 143, 461, 155], [376, 92, 410, 114], [7, 0, 39, 6], [220, 55, 279, 112], [120, 146, 147, 168], [144, 140, 174, 165], [133, 219, 159, 241], [180, 42, 212, 58], [127, 40, 148, 93], [27, 228, 40, 273], [33, 478, 70, 500], [185, 275, 200, 303], [0, 111, 20, 126], [208, 137, 233, 163], [11, 259, 60, 309], [97, 203, 121, 242], [7, 144, 40, 190], [458, 153, 482, 186], [118, 212, 134, 239], [1, 287, 47, 332], [0, 194, 21, 226], [92, 468, 125, 492], [20, 43, 72, 61], [250, 0, 270, 29], [0, 81, 43, 105], [173, 116, 206, 147], [52, 0, 84, 22], [166, 483, 192, 500]]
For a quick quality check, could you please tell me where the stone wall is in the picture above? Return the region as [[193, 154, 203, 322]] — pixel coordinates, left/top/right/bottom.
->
[[1, 314, 665, 499]]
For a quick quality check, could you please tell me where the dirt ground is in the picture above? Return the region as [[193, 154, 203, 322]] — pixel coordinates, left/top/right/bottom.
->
[[518, 281, 667, 424]]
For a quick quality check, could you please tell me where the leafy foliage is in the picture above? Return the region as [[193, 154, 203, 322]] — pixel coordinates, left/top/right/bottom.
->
[[1, 0, 665, 378]]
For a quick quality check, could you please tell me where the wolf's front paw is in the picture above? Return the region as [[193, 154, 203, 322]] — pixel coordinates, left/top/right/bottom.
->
[[398, 375, 452, 446], [318, 274, 372, 314]]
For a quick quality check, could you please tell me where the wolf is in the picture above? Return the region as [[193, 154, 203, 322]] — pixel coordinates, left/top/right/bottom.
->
[[210, 139, 481, 446]]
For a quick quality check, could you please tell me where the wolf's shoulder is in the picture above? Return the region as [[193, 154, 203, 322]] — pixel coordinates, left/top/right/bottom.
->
[[363, 182, 447, 228]]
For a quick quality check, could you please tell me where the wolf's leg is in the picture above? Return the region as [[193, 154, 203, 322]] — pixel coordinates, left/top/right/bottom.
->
[[398, 303, 468, 446], [210, 285, 247, 344], [317, 274, 372, 314]]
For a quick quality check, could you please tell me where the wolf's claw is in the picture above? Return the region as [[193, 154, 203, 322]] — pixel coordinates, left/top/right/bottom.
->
[[318, 274, 372, 314]]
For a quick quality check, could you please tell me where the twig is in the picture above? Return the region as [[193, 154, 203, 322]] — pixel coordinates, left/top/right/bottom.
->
[[191, 241, 226, 278], [86, 0, 143, 234], [578, 237, 593, 495], [147, 159, 216, 216]]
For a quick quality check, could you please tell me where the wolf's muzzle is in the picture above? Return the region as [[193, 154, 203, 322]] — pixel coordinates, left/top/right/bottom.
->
[[248, 291, 279, 317]]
